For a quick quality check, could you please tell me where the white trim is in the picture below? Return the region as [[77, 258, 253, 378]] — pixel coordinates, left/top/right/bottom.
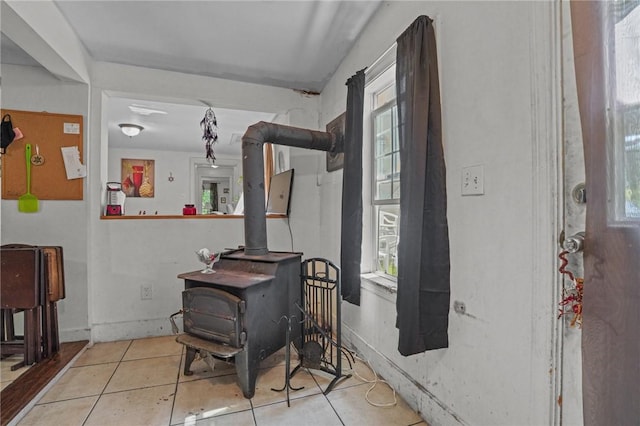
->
[[528, 2, 565, 425], [59, 327, 91, 343], [365, 43, 396, 86], [91, 317, 176, 342]]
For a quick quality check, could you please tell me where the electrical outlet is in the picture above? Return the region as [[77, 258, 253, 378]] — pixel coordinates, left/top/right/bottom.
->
[[453, 300, 466, 314], [141, 284, 153, 300], [462, 165, 484, 196]]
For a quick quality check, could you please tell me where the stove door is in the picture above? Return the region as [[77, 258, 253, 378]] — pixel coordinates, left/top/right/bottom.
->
[[182, 287, 245, 348]]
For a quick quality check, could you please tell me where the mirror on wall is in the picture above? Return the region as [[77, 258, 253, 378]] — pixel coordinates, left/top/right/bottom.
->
[[106, 95, 278, 215]]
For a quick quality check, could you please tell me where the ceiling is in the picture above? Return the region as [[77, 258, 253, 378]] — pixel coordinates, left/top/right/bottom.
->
[[0, 0, 382, 155], [107, 97, 276, 155]]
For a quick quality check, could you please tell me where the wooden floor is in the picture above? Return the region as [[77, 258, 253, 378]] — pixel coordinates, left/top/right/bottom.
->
[[0, 341, 88, 426]]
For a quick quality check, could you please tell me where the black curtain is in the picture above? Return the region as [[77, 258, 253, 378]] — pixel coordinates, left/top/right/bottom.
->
[[340, 69, 366, 305], [395, 16, 450, 355]]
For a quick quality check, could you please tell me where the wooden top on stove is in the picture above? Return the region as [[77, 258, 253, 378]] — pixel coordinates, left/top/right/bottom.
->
[[223, 250, 302, 263], [178, 269, 275, 289], [178, 250, 302, 289]]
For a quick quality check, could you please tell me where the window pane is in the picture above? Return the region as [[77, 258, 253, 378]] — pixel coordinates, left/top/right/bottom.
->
[[201, 182, 219, 214], [392, 178, 401, 199], [376, 205, 399, 277], [624, 106, 640, 217], [392, 105, 399, 152], [376, 180, 392, 200], [393, 151, 401, 175], [374, 84, 396, 109], [375, 110, 393, 157], [202, 189, 211, 214], [373, 102, 400, 203], [375, 155, 394, 201], [376, 155, 392, 180], [614, 4, 640, 218]]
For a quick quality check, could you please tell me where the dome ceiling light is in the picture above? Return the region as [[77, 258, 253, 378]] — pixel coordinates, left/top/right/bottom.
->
[[119, 123, 144, 137]]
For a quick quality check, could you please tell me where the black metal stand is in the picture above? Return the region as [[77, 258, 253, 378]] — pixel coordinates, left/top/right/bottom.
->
[[292, 258, 353, 395], [271, 315, 304, 406]]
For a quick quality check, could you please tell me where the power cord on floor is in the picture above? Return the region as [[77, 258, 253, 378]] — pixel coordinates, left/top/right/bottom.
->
[[342, 349, 398, 408]]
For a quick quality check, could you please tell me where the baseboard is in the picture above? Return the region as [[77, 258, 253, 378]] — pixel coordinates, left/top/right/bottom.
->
[[90, 317, 175, 342], [342, 324, 468, 426], [59, 327, 91, 343]]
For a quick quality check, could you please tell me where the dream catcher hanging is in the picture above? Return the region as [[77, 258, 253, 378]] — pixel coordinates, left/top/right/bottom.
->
[[200, 107, 218, 162]]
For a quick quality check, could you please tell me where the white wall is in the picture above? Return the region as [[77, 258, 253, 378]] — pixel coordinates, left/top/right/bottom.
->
[[86, 62, 324, 341], [2, 2, 569, 424], [107, 148, 241, 215], [1, 64, 91, 341], [108, 148, 192, 215], [319, 2, 562, 425], [1, 57, 323, 342]]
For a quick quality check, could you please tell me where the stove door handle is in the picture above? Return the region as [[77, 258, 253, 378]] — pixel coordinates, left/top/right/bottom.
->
[[169, 309, 184, 334]]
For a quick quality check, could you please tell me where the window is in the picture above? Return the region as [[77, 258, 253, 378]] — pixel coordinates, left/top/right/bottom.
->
[[612, 3, 640, 219], [621, 105, 640, 218], [201, 181, 219, 214], [190, 159, 240, 214], [372, 91, 400, 277], [363, 61, 399, 281]]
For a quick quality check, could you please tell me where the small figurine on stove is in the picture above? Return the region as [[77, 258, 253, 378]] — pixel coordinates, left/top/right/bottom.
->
[[195, 248, 221, 274]]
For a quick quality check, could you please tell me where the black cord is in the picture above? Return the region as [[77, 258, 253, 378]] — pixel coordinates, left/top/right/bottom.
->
[[287, 216, 294, 252]]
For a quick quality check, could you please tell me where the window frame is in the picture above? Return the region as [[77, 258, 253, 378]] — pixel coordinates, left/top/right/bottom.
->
[[362, 62, 399, 283]]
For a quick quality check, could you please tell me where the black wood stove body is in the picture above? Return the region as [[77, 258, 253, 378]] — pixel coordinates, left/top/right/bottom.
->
[[176, 121, 339, 399], [177, 249, 302, 398]]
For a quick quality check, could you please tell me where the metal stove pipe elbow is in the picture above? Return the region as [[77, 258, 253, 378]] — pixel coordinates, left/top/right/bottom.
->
[[241, 121, 335, 256]]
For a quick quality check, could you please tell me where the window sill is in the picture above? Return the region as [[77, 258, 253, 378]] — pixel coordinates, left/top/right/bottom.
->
[[361, 273, 397, 302]]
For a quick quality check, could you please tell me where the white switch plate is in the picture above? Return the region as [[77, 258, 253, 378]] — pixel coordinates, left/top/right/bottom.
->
[[462, 165, 484, 196], [141, 284, 153, 300]]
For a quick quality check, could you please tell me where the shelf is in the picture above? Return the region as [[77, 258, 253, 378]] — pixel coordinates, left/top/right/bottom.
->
[[100, 214, 287, 220]]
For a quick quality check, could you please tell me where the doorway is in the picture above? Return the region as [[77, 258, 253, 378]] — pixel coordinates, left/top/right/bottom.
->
[[199, 177, 232, 214]]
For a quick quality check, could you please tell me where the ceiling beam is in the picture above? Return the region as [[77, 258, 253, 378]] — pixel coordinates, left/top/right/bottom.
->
[[2, 0, 90, 83]]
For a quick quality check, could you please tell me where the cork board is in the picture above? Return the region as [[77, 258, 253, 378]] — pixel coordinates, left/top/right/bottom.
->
[[1, 109, 83, 200]]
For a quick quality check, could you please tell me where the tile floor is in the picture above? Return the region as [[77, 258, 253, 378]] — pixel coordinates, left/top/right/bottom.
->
[[1, 355, 32, 391], [12, 335, 427, 426]]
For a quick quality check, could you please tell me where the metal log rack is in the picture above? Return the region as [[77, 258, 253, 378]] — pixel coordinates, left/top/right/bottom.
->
[[291, 258, 352, 395]]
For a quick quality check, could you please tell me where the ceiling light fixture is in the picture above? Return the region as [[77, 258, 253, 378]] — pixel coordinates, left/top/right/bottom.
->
[[119, 123, 144, 137]]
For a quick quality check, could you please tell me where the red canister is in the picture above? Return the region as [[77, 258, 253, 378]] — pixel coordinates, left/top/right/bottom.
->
[[183, 204, 196, 215]]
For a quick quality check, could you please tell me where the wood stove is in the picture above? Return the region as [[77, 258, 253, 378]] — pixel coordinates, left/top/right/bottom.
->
[[177, 249, 302, 398], [174, 121, 340, 399]]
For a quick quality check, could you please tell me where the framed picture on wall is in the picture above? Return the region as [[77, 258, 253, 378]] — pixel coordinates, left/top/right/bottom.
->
[[121, 159, 155, 197], [221, 197, 227, 204], [326, 112, 345, 172]]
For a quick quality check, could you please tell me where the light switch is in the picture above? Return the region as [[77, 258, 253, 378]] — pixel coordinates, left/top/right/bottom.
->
[[462, 165, 484, 196]]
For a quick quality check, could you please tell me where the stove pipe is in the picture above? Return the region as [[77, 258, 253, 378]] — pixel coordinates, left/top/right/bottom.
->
[[241, 121, 339, 256]]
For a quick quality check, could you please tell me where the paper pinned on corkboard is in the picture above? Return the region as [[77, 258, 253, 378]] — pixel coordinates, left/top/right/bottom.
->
[[61, 146, 86, 179]]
